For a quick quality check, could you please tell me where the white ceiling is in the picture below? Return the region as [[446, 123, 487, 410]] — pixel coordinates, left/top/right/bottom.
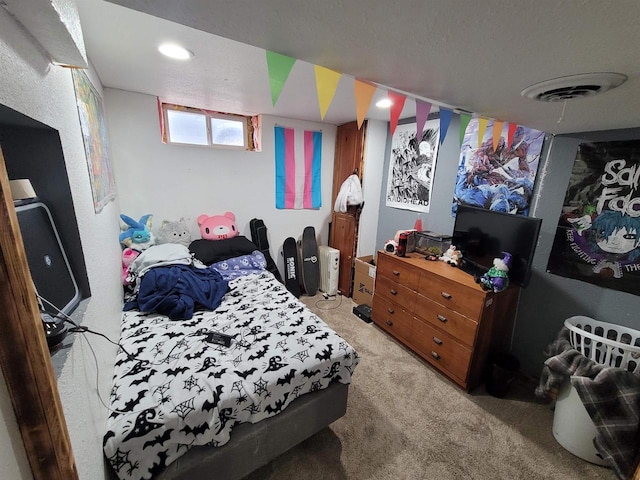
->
[[77, 0, 640, 135]]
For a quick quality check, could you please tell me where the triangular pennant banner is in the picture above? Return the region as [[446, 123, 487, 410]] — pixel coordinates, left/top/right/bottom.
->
[[266, 51, 297, 106], [459, 113, 471, 146], [477, 117, 489, 148], [354, 79, 377, 129], [315, 65, 342, 120], [415, 100, 432, 141], [507, 122, 518, 148], [439, 108, 452, 145], [492, 120, 504, 152], [389, 92, 406, 136]]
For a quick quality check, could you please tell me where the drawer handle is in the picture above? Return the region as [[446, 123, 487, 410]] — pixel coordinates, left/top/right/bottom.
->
[[387, 307, 395, 314], [437, 314, 448, 323], [431, 351, 440, 360], [433, 336, 443, 345], [441, 291, 452, 300], [392, 270, 400, 276], [386, 320, 393, 326], [390, 289, 397, 295]]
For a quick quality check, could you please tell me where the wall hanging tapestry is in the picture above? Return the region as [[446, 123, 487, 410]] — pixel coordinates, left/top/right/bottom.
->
[[274, 126, 322, 209], [71, 69, 116, 213], [547, 140, 640, 295], [385, 120, 440, 213], [452, 119, 544, 216]]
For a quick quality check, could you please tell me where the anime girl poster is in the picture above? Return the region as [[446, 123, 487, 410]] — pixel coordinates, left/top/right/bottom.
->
[[547, 140, 640, 295], [452, 119, 545, 216], [385, 120, 439, 213]]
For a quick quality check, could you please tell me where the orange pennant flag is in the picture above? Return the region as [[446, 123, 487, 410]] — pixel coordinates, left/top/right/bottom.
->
[[354, 79, 377, 129], [477, 117, 489, 149], [492, 120, 504, 152], [315, 65, 342, 120], [389, 91, 406, 136]]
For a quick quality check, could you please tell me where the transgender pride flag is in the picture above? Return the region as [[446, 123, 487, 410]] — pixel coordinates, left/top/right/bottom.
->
[[274, 126, 322, 209]]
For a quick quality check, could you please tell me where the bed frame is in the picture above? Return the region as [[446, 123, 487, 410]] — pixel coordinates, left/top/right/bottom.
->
[[153, 382, 349, 480]]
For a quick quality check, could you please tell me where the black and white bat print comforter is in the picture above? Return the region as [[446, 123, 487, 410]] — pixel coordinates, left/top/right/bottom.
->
[[104, 272, 359, 480]]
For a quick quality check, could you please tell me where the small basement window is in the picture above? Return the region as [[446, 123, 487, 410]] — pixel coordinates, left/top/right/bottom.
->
[[160, 101, 260, 151]]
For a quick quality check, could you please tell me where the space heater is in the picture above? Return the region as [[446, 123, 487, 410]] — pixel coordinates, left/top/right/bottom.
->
[[318, 246, 339, 296]]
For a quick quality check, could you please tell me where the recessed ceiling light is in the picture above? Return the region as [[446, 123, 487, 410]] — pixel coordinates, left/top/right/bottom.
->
[[158, 43, 194, 60], [376, 98, 392, 108]]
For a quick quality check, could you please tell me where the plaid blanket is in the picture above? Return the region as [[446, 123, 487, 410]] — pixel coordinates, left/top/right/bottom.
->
[[536, 327, 640, 480]]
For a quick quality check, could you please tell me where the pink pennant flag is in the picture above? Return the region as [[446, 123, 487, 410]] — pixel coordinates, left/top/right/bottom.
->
[[389, 92, 406, 136], [415, 100, 432, 140], [492, 120, 504, 152]]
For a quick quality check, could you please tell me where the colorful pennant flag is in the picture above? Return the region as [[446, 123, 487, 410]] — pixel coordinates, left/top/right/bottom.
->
[[507, 122, 518, 148], [477, 117, 489, 148], [492, 120, 504, 151], [266, 51, 297, 106], [275, 126, 322, 209], [354, 79, 377, 129], [389, 91, 406, 136], [439, 108, 453, 145], [415, 100, 432, 141], [315, 66, 342, 120], [459, 113, 471, 146]]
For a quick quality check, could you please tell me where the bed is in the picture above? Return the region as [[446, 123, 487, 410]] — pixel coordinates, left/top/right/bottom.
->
[[105, 244, 359, 480]]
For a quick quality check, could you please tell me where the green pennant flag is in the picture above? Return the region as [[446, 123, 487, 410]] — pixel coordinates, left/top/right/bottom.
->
[[266, 51, 297, 106], [459, 113, 471, 146]]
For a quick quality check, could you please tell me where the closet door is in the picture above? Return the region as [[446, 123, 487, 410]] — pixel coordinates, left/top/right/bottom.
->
[[329, 121, 367, 297]]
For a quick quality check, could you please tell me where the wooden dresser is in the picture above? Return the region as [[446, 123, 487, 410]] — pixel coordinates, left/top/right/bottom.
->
[[372, 251, 520, 391]]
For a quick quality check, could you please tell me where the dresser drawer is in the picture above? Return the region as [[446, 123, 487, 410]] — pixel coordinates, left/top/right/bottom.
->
[[414, 293, 478, 347], [377, 253, 419, 291], [418, 273, 484, 319], [372, 295, 413, 341], [375, 274, 416, 310], [412, 319, 472, 384]]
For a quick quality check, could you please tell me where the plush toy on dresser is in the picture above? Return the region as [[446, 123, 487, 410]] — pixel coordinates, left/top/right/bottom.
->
[[478, 252, 511, 293]]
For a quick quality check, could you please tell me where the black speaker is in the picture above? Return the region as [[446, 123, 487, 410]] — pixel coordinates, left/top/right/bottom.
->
[[15, 201, 80, 317]]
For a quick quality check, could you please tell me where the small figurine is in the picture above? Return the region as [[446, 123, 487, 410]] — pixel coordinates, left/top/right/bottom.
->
[[441, 245, 463, 266], [478, 252, 512, 293]]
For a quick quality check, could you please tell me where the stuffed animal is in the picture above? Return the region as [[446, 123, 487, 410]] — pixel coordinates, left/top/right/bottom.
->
[[121, 248, 140, 285], [197, 211, 238, 240], [156, 218, 191, 247], [441, 245, 463, 266], [119, 214, 155, 249], [478, 252, 511, 293]]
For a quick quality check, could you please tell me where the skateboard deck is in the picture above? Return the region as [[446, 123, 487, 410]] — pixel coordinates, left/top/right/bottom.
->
[[282, 236, 301, 298], [300, 226, 320, 295], [250, 218, 282, 282]]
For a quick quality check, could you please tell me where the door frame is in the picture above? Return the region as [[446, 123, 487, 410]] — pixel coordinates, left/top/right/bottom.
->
[[0, 147, 78, 479]]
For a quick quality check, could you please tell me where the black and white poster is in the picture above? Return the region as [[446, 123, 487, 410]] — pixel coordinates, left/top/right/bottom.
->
[[547, 140, 640, 295], [385, 120, 439, 212]]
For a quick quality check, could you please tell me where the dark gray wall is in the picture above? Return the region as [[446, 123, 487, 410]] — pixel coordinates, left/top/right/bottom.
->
[[376, 114, 640, 377]]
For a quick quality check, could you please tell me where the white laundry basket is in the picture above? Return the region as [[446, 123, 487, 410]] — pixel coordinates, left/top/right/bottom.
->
[[552, 316, 640, 466]]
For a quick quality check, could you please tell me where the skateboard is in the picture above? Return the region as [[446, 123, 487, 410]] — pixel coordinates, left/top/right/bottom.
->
[[299, 226, 320, 295], [282, 236, 301, 298]]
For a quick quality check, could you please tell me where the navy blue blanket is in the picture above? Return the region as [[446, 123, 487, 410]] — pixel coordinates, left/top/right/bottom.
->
[[125, 265, 228, 320]]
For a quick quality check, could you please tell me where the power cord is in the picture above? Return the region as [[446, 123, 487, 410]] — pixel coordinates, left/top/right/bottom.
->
[[315, 291, 343, 310]]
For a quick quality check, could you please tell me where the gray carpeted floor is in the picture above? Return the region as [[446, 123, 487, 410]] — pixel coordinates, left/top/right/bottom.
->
[[246, 294, 614, 480]]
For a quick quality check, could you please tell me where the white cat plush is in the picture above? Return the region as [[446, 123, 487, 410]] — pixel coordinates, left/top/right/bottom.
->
[[155, 218, 191, 247]]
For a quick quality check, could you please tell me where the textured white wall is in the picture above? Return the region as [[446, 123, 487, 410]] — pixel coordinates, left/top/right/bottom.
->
[[0, 6, 123, 480], [105, 88, 337, 275]]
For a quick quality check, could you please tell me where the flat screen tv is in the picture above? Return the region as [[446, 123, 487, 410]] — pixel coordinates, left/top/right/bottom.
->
[[451, 205, 543, 288]]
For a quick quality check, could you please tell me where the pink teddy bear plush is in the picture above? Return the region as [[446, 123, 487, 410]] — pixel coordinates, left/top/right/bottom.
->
[[197, 211, 239, 240]]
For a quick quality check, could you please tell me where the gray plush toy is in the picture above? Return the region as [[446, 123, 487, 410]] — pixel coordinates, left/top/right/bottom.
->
[[155, 218, 191, 247]]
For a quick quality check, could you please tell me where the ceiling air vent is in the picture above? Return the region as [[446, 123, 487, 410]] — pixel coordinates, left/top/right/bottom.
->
[[521, 73, 627, 102]]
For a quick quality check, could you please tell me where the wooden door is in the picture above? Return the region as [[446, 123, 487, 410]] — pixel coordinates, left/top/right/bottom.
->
[[329, 121, 367, 297], [0, 147, 77, 479]]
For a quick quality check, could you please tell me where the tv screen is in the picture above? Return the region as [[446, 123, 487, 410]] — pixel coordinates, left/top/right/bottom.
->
[[451, 205, 542, 288]]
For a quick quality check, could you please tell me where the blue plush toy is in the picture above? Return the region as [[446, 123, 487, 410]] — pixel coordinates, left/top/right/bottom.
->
[[119, 214, 155, 249], [479, 252, 511, 293]]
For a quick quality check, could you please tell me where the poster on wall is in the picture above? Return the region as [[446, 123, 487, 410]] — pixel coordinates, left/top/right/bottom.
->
[[385, 120, 439, 213], [452, 119, 545, 216], [71, 69, 117, 213], [546, 140, 640, 295]]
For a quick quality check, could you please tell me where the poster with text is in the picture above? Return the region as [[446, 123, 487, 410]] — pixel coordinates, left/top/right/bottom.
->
[[385, 120, 439, 213], [452, 119, 545, 216], [547, 140, 640, 295]]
